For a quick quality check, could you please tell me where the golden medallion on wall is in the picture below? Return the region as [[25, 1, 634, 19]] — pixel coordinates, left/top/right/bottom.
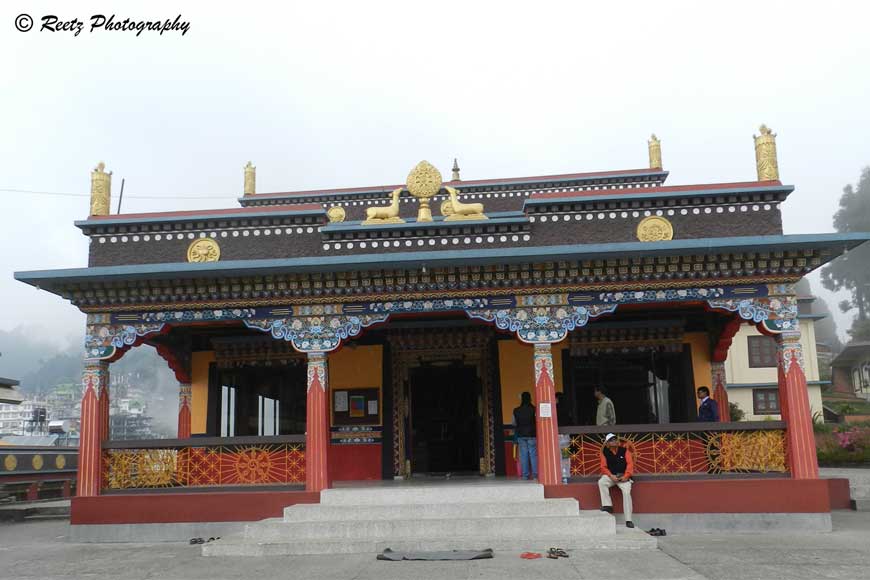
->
[[636, 216, 674, 242], [32, 455, 44, 470], [4, 455, 16, 471], [187, 238, 221, 263], [55, 455, 66, 470], [327, 206, 346, 223]]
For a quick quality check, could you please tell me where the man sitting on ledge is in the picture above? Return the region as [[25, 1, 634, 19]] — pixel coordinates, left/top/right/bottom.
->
[[598, 433, 635, 528]]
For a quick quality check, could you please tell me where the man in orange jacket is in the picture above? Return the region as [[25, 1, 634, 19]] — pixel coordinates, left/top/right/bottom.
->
[[598, 433, 635, 528]]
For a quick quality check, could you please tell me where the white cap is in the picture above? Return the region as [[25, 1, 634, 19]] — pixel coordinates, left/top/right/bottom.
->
[[604, 433, 616, 442]]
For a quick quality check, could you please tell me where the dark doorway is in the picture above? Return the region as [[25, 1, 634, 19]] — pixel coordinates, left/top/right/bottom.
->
[[563, 346, 696, 425], [206, 363, 307, 437], [409, 364, 480, 475]]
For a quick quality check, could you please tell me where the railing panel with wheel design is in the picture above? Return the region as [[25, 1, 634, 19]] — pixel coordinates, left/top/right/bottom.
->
[[560, 423, 787, 477], [101, 435, 305, 490]]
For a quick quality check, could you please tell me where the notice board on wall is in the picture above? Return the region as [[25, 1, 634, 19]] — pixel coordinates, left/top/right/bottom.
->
[[332, 387, 380, 426]]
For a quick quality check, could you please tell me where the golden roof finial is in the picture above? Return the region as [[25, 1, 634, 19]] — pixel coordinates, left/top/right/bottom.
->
[[754, 124, 779, 181], [452, 158, 461, 181], [89, 161, 112, 216], [648, 134, 662, 169], [243, 161, 256, 196]]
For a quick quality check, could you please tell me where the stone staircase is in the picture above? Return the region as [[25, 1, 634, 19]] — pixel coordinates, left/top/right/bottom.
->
[[203, 481, 656, 556]]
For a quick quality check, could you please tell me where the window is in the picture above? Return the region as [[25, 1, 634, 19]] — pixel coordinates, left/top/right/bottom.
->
[[220, 385, 236, 437], [213, 364, 306, 437], [753, 388, 780, 414], [747, 335, 778, 368]]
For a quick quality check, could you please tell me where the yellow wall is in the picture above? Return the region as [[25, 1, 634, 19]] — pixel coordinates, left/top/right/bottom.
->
[[685, 332, 713, 393], [190, 351, 215, 435], [329, 345, 383, 425], [498, 339, 565, 424]]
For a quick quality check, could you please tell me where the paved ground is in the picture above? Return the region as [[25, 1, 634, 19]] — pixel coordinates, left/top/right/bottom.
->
[[1, 511, 869, 579]]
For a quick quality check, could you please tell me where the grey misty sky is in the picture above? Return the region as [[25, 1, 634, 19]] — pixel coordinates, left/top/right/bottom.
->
[[1, 0, 868, 347]]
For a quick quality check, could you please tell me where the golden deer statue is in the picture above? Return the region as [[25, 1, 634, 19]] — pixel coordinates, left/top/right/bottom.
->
[[362, 188, 405, 224], [442, 186, 487, 221]]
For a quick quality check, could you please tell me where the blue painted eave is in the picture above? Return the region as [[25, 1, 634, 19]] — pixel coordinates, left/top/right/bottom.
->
[[14, 232, 870, 290]]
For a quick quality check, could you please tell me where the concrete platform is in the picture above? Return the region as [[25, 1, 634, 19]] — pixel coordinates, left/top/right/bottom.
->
[[204, 481, 654, 556], [0, 499, 69, 522], [615, 512, 832, 534]]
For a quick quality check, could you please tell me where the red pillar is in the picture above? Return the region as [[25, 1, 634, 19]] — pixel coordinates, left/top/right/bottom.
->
[[775, 330, 819, 479], [305, 352, 330, 492], [533, 343, 562, 486], [98, 373, 110, 441], [711, 361, 731, 422], [177, 383, 192, 439], [78, 360, 108, 497]]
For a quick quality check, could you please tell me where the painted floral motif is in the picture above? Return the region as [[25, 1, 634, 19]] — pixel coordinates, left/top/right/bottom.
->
[[707, 294, 798, 331], [600, 287, 727, 304], [533, 343, 554, 384], [245, 314, 389, 352], [368, 298, 489, 313], [468, 304, 617, 344], [306, 353, 327, 392], [84, 322, 165, 359], [778, 333, 806, 375], [140, 308, 256, 323]]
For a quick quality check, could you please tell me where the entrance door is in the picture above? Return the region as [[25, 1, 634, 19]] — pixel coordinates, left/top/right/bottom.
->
[[409, 364, 480, 475]]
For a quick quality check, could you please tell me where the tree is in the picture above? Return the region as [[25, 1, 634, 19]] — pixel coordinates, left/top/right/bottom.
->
[[848, 319, 870, 342], [821, 167, 870, 334]]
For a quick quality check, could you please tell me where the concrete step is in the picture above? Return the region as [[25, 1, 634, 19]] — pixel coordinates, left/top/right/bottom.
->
[[284, 498, 581, 522], [246, 512, 613, 542], [321, 483, 544, 506], [204, 530, 656, 557], [853, 499, 870, 511], [849, 484, 870, 499], [0, 501, 70, 522]]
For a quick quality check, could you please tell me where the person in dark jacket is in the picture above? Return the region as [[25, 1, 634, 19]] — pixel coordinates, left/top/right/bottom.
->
[[696, 386, 720, 422], [513, 391, 537, 480], [598, 433, 635, 528]]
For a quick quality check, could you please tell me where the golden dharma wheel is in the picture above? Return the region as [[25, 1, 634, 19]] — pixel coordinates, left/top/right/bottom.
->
[[327, 206, 346, 223], [187, 238, 221, 263], [406, 160, 443, 200], [636, 216, 674, 242]]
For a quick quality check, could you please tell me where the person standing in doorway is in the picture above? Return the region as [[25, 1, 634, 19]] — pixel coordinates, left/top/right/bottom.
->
[[598, 433, 635, 528], [595, 386, 616, 426], [513, 391, 537, 480], [696, 386, 720, 422]]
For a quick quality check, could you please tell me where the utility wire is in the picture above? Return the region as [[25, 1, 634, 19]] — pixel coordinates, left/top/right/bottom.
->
[[0, 188, 236, 200]]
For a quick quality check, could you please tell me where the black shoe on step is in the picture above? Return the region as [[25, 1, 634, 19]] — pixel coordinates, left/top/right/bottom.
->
[[625, 521, 635, 528], [600, 506, 613, 513]]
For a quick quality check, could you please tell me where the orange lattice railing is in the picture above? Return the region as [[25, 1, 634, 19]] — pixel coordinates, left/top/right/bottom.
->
[[102, 435, 305, 490], [562, 422, 787, 477]]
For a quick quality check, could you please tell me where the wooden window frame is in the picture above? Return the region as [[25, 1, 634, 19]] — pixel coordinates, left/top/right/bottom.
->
[[747, 335, 778, 368]]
